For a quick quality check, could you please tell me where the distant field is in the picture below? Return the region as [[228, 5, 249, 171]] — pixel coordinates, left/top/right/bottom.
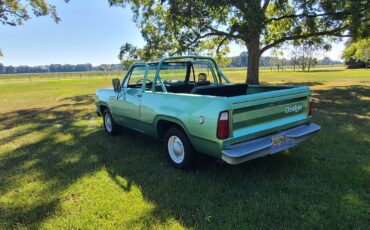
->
[[0, 67, 369, 229], [0, 64, 345, 81]]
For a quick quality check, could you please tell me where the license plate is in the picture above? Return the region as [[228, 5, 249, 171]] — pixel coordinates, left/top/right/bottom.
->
[[272, 135, 286, 148]]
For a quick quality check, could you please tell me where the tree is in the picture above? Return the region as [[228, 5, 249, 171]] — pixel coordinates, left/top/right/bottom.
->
[[290, 45, 300, 71], [270, 48, 284, 71], [299, 43, 324, 71], [5, 66, 16, 74], [109, 0, 369, 84], [230, 52, 248, 67], [342, 38, 370, 68], [215, 52, 232, 68], [320, 57, 333, 65], [196, 38, 232, 67], [118, 43, 141, 69], [259, 56, 272, 68], [0, 0, 70, 26]]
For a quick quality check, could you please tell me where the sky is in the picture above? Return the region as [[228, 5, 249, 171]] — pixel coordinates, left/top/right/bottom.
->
[[0, 0, 345, 66]]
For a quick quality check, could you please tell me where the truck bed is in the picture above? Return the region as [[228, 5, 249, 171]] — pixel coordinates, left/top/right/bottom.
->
[[165, 82, 293, 97], [159, 84, 312, 149]]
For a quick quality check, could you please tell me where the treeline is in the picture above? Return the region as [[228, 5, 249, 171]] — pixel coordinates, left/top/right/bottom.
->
[[1, 54, 344, 74], [0, 63, 125, 74], [229, 51, 342, 69]]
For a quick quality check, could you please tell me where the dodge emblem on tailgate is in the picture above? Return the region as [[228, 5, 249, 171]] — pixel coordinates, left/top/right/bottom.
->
[[285, 104, 303, 113]]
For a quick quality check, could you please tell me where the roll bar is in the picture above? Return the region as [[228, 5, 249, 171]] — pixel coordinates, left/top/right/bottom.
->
[[153, 56, 231, 92]]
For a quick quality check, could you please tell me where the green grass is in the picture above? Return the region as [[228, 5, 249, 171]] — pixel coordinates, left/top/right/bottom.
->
[[0, 68, 369, 229]]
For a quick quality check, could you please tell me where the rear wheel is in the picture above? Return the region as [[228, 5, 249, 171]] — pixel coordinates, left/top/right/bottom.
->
[[164, 127, 195, 169], [103, 109, 119, 135]]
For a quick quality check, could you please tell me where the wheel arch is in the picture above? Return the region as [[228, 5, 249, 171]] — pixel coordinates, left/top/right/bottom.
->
[[155, 116, 191, 141], [98, 103, 109, 114]]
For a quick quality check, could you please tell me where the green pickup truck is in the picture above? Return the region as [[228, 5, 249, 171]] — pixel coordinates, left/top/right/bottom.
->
[[95, 56, 320, 169]]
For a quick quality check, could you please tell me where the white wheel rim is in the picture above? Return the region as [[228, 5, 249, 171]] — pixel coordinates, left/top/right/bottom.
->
[[168, 136, 185, 164], [105, 113, 113, 132]]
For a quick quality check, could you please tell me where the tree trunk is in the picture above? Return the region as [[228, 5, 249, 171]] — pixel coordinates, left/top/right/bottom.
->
[[246, 37, 261, 84]]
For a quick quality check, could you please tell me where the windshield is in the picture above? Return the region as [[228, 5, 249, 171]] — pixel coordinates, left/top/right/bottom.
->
[[152, 61, 219, 82], [158, 62, 189, 83]]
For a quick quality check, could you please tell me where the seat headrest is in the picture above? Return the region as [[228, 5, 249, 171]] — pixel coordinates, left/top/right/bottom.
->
[[198, 73, 207, 81]]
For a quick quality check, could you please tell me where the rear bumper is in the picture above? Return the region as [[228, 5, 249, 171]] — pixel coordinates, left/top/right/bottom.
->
[[221, 123, 321, 165]]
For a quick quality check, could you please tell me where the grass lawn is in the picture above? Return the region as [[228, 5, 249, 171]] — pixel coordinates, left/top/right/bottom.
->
[[0, 68, 369, 229]]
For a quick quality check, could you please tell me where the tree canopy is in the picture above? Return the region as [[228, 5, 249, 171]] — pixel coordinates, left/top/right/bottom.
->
[[0, 0, 70, 26], [118, 43, 141, 69], [342, 38, 370, 68], [109, 0, 369, 84]]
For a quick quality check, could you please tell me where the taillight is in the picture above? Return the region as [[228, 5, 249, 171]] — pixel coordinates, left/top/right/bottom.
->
[[217, 111, 229, 139], [308, 98, 313, 116]]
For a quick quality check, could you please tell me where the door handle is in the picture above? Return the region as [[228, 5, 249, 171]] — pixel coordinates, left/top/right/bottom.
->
[[137, 94, 142, 98]]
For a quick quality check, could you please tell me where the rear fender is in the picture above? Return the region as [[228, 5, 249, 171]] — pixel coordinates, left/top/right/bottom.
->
[[154, 115, 191, 140]]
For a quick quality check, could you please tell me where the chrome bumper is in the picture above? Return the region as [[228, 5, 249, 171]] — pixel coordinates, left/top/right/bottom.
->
[[222, 123, 321, 165]]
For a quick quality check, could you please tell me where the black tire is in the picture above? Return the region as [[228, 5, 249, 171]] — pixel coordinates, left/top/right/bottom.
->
[[164, 127, 196, 169], [103, 109, 119, 135]]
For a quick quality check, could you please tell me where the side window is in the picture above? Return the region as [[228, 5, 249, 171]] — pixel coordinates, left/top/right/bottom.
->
[[124, 66, 146, 88]]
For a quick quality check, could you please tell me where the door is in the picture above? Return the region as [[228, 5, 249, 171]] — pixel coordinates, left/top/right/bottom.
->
[[110, 65, 146, 129]]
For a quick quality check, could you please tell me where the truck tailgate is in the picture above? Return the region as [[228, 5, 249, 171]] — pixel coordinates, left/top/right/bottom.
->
[[225, 86, 311, 145]]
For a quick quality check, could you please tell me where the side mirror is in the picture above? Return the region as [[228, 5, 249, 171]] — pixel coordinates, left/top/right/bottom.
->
[[112, 78, 121, 93]]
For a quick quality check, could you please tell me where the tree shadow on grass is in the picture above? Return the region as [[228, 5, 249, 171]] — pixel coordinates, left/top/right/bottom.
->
[[0, 95, 104, 228], [259, 81, 325, 87], [0, 87, 369, 229], [279, 81, 324, 87], [61, 94, 95, 104], [300, 69, 344, 73], [101, 85, 369, 228]]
